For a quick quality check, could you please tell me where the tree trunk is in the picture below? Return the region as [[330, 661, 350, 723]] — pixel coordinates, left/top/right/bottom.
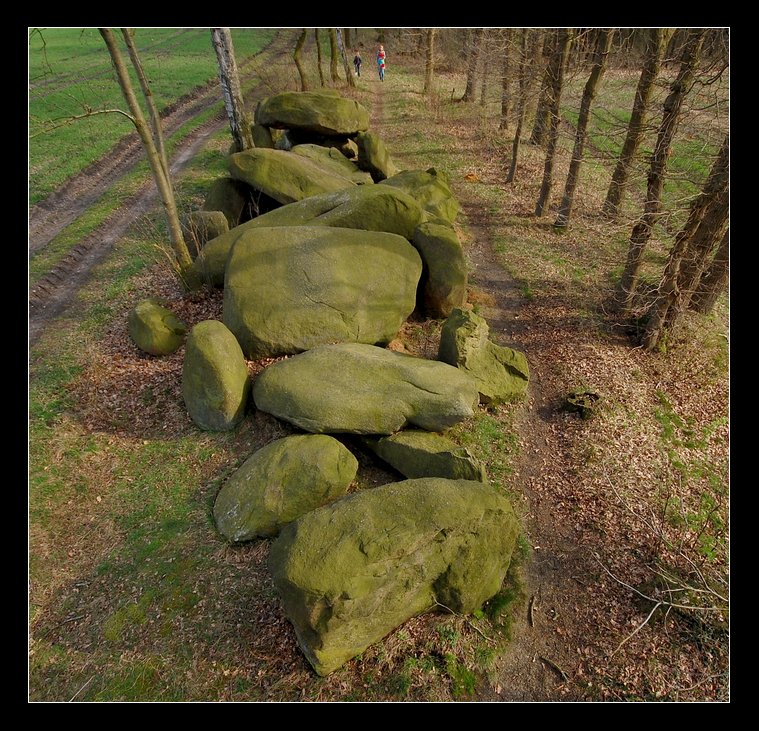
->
[[210, 28, 254, 153], [690, 228, 729, 314], [530, 32, 554, 146], [618, 29, 705, 313], [462, 28, 484, 101], [293, 28, 309, 91], [554, 29, 613, 227], [499, 28, 512, 130], [315, 29, 325, 87], [344, 28, 352, 54], [335, 29, 355, 87], [122, 29, 170, 179], [641, 135, 728, 350], [328, 28, 340, 82], [507, 29, 530, 183], [535, 29, 571, 217], [99, 28, 196, 284], [603, 29, 671, 220], [479, 30, 490, 106], [423, 28, 436, 95]]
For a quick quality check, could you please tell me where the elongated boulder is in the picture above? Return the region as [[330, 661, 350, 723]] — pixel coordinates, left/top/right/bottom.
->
[[213, 435, 358, 541], [128, 299, 186, 356], [202, 177, 250, 228], [255, 91, 370, 136], [381, 167, 459, 223], [438, 309, 529, 404], [411, 222, 468, 318], [291, 144, 373, 185], [224, 227, 422, 358], [270, 478, 519, 675], [356, 131, 398, 182], [195, 186, 425, 286], [253, 343, 478, 434], [182, 320, 250, 431], [229, 148, 356, 206], [363, 430, 486, 482]]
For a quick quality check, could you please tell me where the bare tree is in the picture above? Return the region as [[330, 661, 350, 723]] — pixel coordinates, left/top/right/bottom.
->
[[535, 28, 571, 217], [618, 29, 706, 312], [328, 28, 340, 82], [335, 29, 356, 87], [99, 28, 195, 284], [499, 28, 512, 130], [507, 29, 533, 182], [554, 29, 614, 227], [530, 32, 554, 146], [210, 28, 253, 152], [642, 136, 728, 349], [462, 29, 484, 101], [314, 29, 325, 86], [689, 227, 729, 314], [423, 28, 436, 95], [603, 28, 672, 220], [294, 28, 309, 91]]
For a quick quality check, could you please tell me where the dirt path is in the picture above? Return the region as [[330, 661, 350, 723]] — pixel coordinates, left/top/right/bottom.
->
[[29, 31, 294, 346]]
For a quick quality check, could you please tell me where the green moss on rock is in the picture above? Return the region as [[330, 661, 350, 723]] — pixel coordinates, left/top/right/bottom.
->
[[127, 299, 186, 356]]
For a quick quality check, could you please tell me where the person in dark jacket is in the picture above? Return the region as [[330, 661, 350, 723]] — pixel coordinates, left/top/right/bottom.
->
[[353, 50, 362, 77]]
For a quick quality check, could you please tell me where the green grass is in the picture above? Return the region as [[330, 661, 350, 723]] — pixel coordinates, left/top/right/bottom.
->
[[29, 27, 276, 204]]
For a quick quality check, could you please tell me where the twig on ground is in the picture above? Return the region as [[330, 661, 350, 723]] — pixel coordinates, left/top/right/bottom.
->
[[68, 675, 95, 702], [539, 656, 569, 682]]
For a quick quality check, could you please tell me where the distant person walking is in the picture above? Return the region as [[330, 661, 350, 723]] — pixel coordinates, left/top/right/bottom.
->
[[376, 44, 386, 81], [353, 50, 362, 77]]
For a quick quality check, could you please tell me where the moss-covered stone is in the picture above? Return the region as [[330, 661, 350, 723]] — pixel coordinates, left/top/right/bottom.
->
[[253, 343, 478, 434], [270, 478, 519, 675], [182, 320, 250, 431], [381, 167, 460, 223], [438, 308, 529, 404], [255, 91, 370, 135], [223, 226, 422, 358], [202, 177, 250, 228], [213, 435, 358, 541], [228, 148, 356, 206], [251, 123, 274, 148], [291, 144, 373, 185], [411, 222, 468, 318], [363, 430, 486, 481], [127, 299, 186, 356], [356, 131, 398, 182], [194, 185, 425, 287], [181, 211, 229, 257]]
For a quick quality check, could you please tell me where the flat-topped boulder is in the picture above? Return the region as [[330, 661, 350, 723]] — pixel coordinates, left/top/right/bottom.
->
[[291, 144, 373, 185], [363, 430, 486, 482], [270, 478, 519, 675], [223, 227, 422, 358], [228, 148, 356, 206], [213, 435, 358, 541], [255, 91, 370, 136], [253, 343, 479, 434]]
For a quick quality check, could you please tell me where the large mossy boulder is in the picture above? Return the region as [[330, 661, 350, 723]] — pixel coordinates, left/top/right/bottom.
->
[[253, 343, 479, 434], [364, 430, 486, 482], [195, 186, 425, 286], [213, 435, 358, 541], [127, 299, 186, 356], [381, 167, 460, 224], [252, 123, 275, 149], [223, 226, 422, 358], [411, 222, 468, 318], [438, 308, 529, 404], [255, 91, 370, 136], [291, 144, 373, 185], [229, 148, 356, 206], [270, 478, 519, 675], [182, 211, 229, 256], [202, 177, 250, 228], [182, 320, 250, 431], [356, 131, 398, 182]]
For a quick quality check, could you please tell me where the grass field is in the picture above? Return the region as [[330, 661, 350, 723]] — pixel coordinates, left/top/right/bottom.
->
[[29, 32, 728, 701], [29, 28, 276, 204]]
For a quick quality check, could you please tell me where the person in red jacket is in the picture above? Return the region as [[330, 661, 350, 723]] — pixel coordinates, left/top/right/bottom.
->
[[377, 44, 386, 81]]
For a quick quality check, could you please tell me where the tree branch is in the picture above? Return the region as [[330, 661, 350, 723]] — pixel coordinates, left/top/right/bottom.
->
[[29, 107, 135, 138]]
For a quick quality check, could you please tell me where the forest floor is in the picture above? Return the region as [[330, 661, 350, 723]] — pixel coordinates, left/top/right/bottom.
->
[[29, 38, 729, 702]]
